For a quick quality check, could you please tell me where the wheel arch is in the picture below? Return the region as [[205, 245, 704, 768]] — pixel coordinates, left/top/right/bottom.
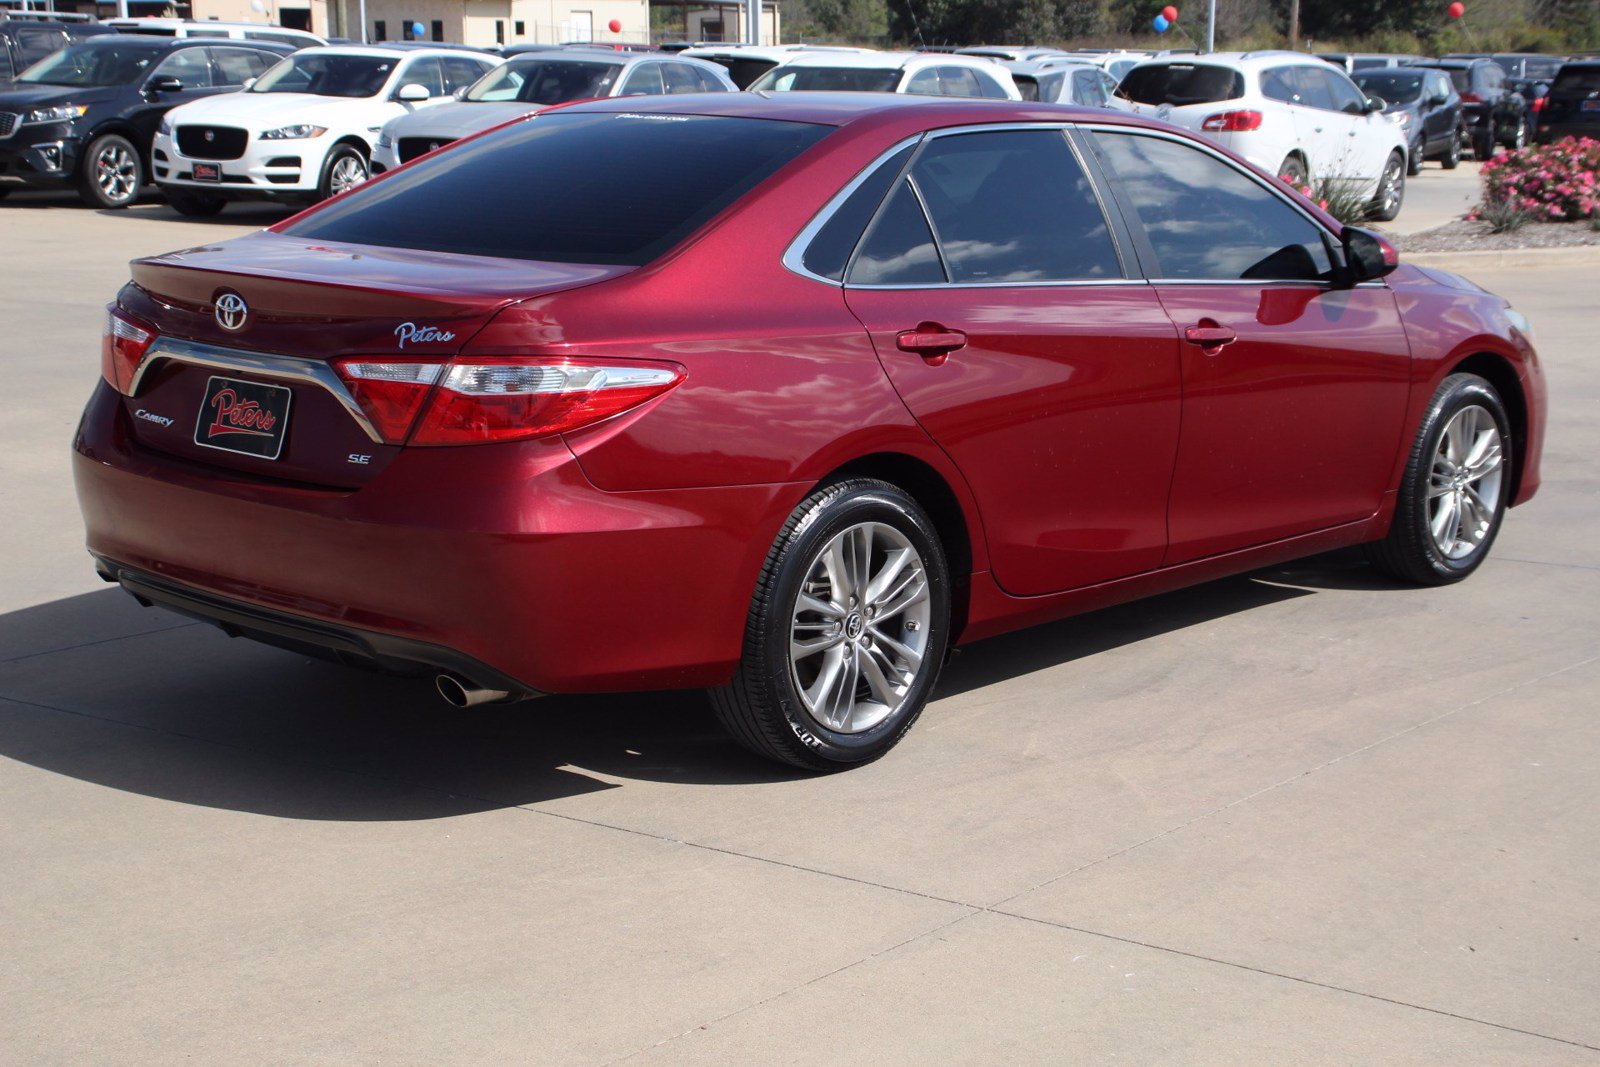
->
[[82, 120, 148, 172], [1448, 351, 1529, 503], [814, 451, 978, 640]]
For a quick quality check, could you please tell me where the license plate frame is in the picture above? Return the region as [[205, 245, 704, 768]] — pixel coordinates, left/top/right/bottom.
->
[[191, 162, 222, 182], [194, 375, 291, 461]]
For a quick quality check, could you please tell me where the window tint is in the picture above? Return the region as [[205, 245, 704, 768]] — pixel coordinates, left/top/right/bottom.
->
[[751, 66, 901, 92], [693, 65, 726, 91], [16, 27, 67, 66], [621, 62, 663, 95], [1093, 132, 1332, 282], [1352, 70, 1424, 102], [1554, 65, 1600, 91], [467, 59, 622, 102], [253, 53, 393, 96], [1118, 63, 1243, 105], [1071, 68, 1106, 106], [849, 180, 945, 285], [442, 56, 487, 92], [1287, 65, 1334, 109], [663, 61, 700, 93], [211, 47, 274, 85], [904, 68, 939, 95], [285, 113, 831, 266], [802, 143, 915, 281], [973, 69, 1011, 99], [153, 47, 214, 88], [402, 57, 445, 96], [937, 66, 982, 97], [1320, 67, 1368, 112], [1260, 65, 1296, 103], [909, 130, 1120, 283]]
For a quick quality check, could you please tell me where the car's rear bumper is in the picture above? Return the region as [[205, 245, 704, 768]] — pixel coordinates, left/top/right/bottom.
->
[[74, 381, 798, 693]]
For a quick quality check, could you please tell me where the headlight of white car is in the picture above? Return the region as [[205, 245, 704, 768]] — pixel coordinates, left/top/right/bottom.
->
[[158, 116, 172, 136], [1390, 111, 1412, 127], [23, 104, 88, 125], [260, 125, 329, 140]]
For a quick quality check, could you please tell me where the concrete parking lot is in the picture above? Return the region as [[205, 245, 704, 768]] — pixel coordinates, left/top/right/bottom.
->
[[2, 182, 1597, 1063]]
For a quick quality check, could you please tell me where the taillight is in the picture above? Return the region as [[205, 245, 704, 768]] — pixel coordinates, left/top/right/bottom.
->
[[1531, 95, 1546, 111], [1460, 92, 1481, 103], [101, 305, 158, 395], [333, 357, 685, 446], [1200, 109, 1263, 132]]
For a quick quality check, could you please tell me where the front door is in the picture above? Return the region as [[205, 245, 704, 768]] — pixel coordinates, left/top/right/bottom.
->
[[1088, 129, 1412, 563], [840, 128, 1183, 596]]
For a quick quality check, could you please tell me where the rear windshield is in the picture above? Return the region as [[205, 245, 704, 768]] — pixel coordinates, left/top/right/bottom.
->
[[1554, 65, 1600, 91], [251, 53, 393, 97], [465, 58, 622, 102], [1441, 67, 1471, 93], [1117, 63, 1243, 105], [16, 40, 166, 85], [283, 112, 831, 265], [1497, 55, 1562, 80], [1353, 70, 1424, 101], [750, 66, 901, 92], [703, 55, 779, 89]]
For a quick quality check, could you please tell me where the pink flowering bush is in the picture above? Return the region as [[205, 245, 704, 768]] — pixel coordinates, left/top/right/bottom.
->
[[1472, 137, 1600, 222]]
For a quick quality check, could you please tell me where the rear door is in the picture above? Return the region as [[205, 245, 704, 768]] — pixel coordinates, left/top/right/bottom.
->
[[1088, 128, 1411, 563], [840, 127, 1183, 596]]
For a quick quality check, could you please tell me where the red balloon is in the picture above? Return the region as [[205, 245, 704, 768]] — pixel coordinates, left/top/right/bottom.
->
[[1162, 5, 1178, 21], [608, 17, 622, 32], [1447, 1, 1464, 16]]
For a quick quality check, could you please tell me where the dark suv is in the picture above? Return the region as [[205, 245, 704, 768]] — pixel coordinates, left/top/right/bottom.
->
[[1354, 66, 1464, 173], [1536, 61, 1600, 143], [0, 15, 114, 81], [1411, 57, 1528, 158], [0, 35, 292, 207]]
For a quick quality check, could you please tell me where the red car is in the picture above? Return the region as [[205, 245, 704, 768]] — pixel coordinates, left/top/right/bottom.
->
[[74, 94, 1545, 770]]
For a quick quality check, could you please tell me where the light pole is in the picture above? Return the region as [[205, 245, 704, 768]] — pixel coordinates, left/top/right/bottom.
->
[[1206, 0, 1215, 51]]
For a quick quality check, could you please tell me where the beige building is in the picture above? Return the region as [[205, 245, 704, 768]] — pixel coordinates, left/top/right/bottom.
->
[[350, 0, 649, 46]]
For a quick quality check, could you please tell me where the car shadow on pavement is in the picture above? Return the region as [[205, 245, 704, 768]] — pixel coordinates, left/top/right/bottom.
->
[[0, 554, 1368, 821]]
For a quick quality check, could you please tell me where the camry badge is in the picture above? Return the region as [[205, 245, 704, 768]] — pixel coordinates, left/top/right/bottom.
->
[[214, 292, 248, 332]]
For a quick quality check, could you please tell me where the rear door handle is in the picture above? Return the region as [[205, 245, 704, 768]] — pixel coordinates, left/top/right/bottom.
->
[[1184, 323, 1238, 355], [896, 325, 967, 364]]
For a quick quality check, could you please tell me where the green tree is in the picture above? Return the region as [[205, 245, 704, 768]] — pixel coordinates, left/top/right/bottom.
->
[[785, 0, 891, 41]]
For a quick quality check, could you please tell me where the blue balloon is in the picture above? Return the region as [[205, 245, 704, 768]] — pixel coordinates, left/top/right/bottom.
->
[[1153, 13, 1170, 30], [411, 20, 425, 37]]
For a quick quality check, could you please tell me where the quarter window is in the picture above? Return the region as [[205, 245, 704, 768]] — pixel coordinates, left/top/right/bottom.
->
[[849, 179, 945, 285], [1093, 132, 1333, 282], [211, 47, 274, 85], [152, 47, 214, 89], [802, 143, 915, 280], [621, 62, 664, 95]]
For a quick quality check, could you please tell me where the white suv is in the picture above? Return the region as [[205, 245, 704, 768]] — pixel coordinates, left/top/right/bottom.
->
[[748, 51, 1021, 100], [103, 18, 324, 49], [1116, 51, 1409, 220], [152, 45, 497, 215]]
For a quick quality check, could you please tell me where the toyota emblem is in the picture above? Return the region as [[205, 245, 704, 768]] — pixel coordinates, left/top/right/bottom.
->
[[214, 292, 248, 332], [204, 130, 215, 142]]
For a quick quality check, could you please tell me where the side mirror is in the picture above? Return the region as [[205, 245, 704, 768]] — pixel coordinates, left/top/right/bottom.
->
[[145, 74, 184, 96], [452, 85, 468, 100], [243, 77, 257, 91], [1340, 226, 1398, 285], [1363, 94, 1386, 114], [396, 83, 431, 102], [1428, 92, 1448, 106]]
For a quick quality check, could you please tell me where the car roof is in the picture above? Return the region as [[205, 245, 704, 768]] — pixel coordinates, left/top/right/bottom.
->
[[291, 44, 488, 60], [556, 90, 1168, 131], [104, 17, 321, 36], [766, 50, 1009, 72], [66, 34, 290, 52]]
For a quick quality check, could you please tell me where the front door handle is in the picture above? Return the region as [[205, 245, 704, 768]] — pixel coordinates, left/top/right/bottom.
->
[[1184, 323, 1238, 355], [896, 324, 967, 365]]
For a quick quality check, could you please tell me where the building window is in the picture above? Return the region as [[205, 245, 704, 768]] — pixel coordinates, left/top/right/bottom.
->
[[373, 19, 387, 40], [431, 19, 443, 40], [514, 20, 525, 35], [495, 19, 505, 43]]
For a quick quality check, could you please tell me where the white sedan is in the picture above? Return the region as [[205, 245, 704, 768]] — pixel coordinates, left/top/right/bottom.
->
[[152, 44, 498, 215]]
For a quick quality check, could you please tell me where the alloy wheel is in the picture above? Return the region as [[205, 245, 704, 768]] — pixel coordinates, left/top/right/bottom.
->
[[95, 143, 138, 203], [329, 155, 367, 195], [788, 521, 931, 734], [1379, 155, 1403, 216], [1428, 404, 1504, 560]]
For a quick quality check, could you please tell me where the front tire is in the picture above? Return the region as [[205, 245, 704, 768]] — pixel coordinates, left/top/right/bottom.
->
[[1475, 119, 1496, 160], [1368, 151, 1405, 222], [1507, 117, 1528, 150], [77, 133, 142, 209], [317, 144, 369, 202], [711, 478, 951, 771], [1365, 373, 1512, 585]]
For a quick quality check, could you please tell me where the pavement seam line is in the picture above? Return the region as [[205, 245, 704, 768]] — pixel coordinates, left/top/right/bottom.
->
[[1498, 556, 1600, 572], [598, 909, 984, 1066], [984, 652, 1600, 911], [985, 909, 1600, 1054], [0, 620, 201, 666]]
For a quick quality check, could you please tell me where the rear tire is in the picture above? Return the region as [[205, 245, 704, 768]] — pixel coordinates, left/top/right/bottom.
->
[[1475, 119, 1496, 160], [1277, 153, 1309, 189], [1406, 143, 1423, 176], [165, 189, 226, 217], [711, 478, 951, 771], [1365, 373, 1512, 585], [1441, 130, 1463, 169], [1508, 117, 1528, 150]]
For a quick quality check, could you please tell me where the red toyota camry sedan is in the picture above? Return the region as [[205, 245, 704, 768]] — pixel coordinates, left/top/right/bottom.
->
[[75, 94, 1545, 770]]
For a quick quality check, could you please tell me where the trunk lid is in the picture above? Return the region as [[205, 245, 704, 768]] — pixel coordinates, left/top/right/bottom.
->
[[118, 231, 629, 488]]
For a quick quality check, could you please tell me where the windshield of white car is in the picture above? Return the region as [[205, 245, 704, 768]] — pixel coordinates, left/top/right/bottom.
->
[[1117, 63, 1244, 105], [251, 54, 394, 97], [465, 58, 624, 103], [283, 112, 832, 266], [1353, 71, 1424, 102], [749, 66, 901, 92], [16, 40, 165, 85]]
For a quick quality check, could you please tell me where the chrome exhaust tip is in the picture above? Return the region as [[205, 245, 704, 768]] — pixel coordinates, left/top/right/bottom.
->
[[435, 673, 512, 708]]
